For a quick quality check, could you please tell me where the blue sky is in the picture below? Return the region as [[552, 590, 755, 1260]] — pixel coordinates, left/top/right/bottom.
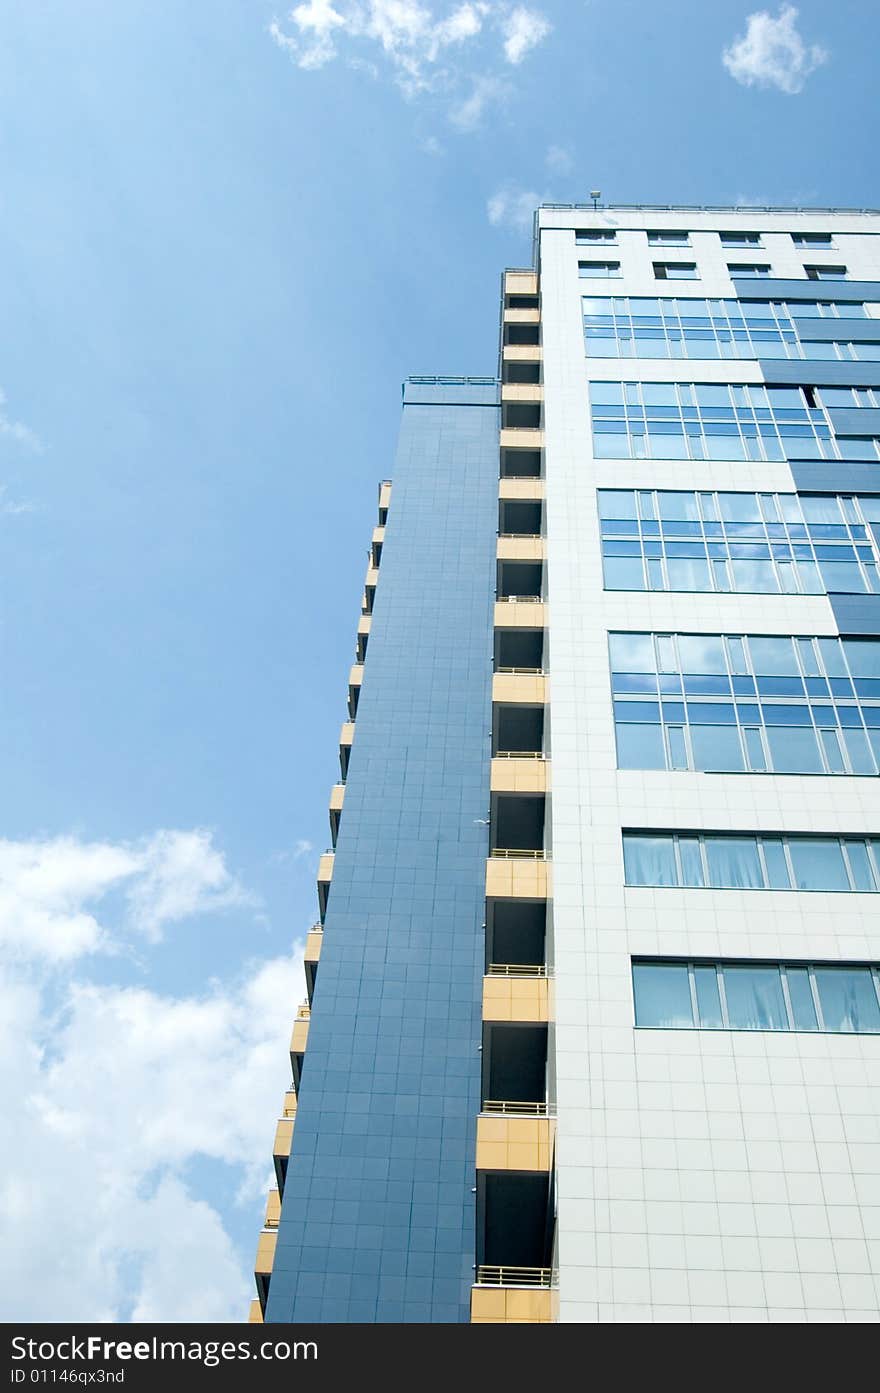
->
[[0, 0, 875, 1320]]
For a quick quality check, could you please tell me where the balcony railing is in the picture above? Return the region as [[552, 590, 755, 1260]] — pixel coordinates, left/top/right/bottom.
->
[[498, 595, 542, 604], [475, 1266, 552, 1288], [481, 1100, 550, 1116], [490, 848, 546, 860], [487, 963, 547, 977], [492, 748, 546, 755]]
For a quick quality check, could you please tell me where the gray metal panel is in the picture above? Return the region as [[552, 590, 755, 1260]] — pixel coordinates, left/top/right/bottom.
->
[[828, 594, 880, 636], [791, 461, 880, 492], [734, 277, 880, 301], [758, 360, 880, 389], [827, 407, 880, 436], [795, 318, 880, 343]]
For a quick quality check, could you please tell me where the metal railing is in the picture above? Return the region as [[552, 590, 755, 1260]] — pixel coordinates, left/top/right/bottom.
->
[[497, 532, 542, 540], [481, 1100, 550, 1116], [487, 963, 547, 977], [498, 595, 542, 604], [539, 201, 880, 215], [476, 1266, 552, 1288], [489, 848, 546, 860]]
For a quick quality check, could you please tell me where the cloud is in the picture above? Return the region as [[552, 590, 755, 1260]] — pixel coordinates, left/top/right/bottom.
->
[[487, 185, 541, 233], [449, 72, 505, 129], [722, 5, 828, 94], [545, 143, 572, 175], [0, 827, 306, 1320], [0, 829, 253, 962], [269, 2, 550, 122], [501, 5, 550, 64], [0, 388, 41, 452], [0, 485, 35, 516]]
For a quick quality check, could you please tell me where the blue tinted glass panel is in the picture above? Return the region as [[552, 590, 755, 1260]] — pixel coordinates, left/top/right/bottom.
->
[[705, 837, 764, 888], [623, 835, 677, 886], [723, 966, 788, 1030], [633, 963, 694, 1027], [814, 968, 880, 1033]]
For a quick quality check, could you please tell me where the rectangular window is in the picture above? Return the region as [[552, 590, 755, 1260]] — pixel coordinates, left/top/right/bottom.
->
[[632, 958, 880, 1034], [579, 260, 621, 278], [720, 231, 762, 247], [792, 232, 833, 247], [622, 830, 880, 892], [805, 265, 848, 280], [576, 229, 616, 244], [647, 231, 690, 246], [728, 263, 772, 278], [654, 262, 698, 280]]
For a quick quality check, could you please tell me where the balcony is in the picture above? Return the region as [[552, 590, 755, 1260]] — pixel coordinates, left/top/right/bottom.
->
[[290, 1004, 310, 1091], [494, 598, 546, 630], [499, 477, 544, 502], [490, 756, 548, 795], [317, 851, 334, 920], [503, 307, 540, 325], [476, 1115, 555, 1172], [501, 383, 543, 403], [329, 784, 344, 846], [264, 1188, 281, 1229], [498, 498, 542, 537], [363, 565, 379, 613], [248, 1298, 264, 1323], [339, 722, 354, 780], [485, 856, 549, 900], [304, 925, 323, 1001], [494, 624, 544, 675], [482, 972, 549, 1023], [371, 525, 384, 567], [500, 427, 543, 452], [497, 535, 544, 562], [470, 1280, 553, 1324], [492, 671, 548, 705], [356, 614, 371, 662], [348, 664, 363, 719], [378, 480, 392, 517], [502, 343, 543, 362], [254, 1230, 277, 1313], [272, 1117, 293, 1192], [486, 899, 546, 972], [504, 270, 538, 296]]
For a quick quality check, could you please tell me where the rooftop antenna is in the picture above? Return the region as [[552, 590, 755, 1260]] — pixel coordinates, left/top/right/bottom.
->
[[590, 189, 602, 210]]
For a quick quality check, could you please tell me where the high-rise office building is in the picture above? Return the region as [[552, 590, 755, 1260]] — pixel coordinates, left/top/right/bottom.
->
[[250, 205, 880, 1324]]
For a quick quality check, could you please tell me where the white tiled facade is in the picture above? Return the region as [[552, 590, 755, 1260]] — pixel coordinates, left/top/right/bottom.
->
[[539, 207, 880, 1321]]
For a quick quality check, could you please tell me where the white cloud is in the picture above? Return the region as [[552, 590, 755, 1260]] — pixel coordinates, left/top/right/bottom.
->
[[0, 485, 35, 516], [722, 5, 828, 94], [0, 829, 252, 962], [449, 72, 504, 129], [0, 388, 41, 452], [501, 5, 550, 64], [545, 143, 572, 175], [487, 185, 540, 233], [0, 827, 306, 1320], [270, 1, 550, 122]]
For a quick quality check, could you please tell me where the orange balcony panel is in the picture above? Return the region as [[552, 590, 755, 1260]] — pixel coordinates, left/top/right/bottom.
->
[[254, 1230, 277, 1277], [482, 974, 549, 1023], [475, 1115, 554, 1172], [490, 757, 548, 795], [485, 857, 549, 901]]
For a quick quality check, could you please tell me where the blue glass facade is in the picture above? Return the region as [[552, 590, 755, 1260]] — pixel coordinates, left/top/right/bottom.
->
[[266, 378, 499, 1323]]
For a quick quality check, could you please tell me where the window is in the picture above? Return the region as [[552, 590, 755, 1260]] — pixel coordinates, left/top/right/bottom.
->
[[792, 232, 833, 247], [727, 263, 772, 278], [610, 631, 880, 775], [597, 488, 880, 597], [576, 229, 616, 244], [632, 959, 880, 1034], [805, 264, 848, 280], [582, 294, 873, 363], [623, 831, 880, 891], [579, 260, 621, 278], [589, 379, 841, 463], [654, 262, 698, 280], [647, 231, 690, 246], [720, 231, 762, 247]]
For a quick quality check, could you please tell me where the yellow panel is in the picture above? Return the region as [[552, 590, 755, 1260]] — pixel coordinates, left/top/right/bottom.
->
[[365, 565, 379, 587], [494, 600, 546, 629], [290, 1019, 310, 1054], [317, 852, 334, 884], [273, 1118, 293, 1158], [505, 1290, 553, 1322], [504, 271, 539, 295], [470, 1287, 553, 1323], [496, 536, 545, 562], [264, 1189, 281, 1227], [490, 757, 548, 794], [502, 344, 543, 361], [498, 478, 544, 501], [475, 1116, 554, 1171], [503, 308, 540, 324], [339, 722, 355, 747], [304, 929, 323, 965], [482, 975, 549, 1023], [248, 1299, 264, 1324], [372, 525, 385, 545], [329, 784, 345, 813], [501, 384, 543, 403], [499, 428, 544, 450], [485, 858, 550, 900], [254, 1230, 277, 1275], [492, 672, 548, 704], [358, 614, 372, 636], [349, 664, 363, 688]]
